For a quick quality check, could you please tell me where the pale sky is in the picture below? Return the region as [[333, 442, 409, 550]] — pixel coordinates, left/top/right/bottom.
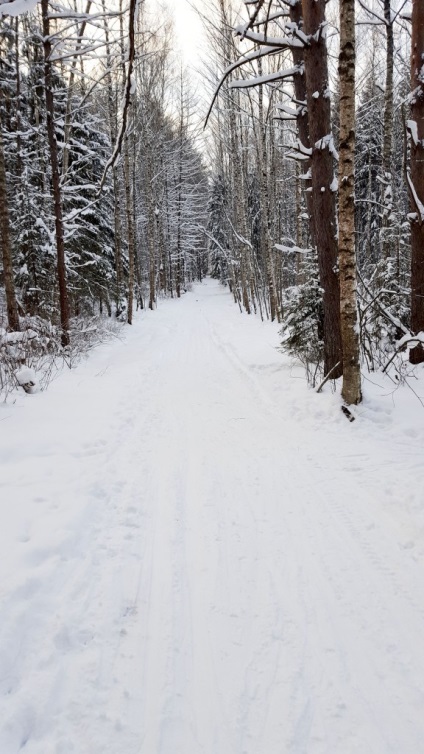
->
[[171, 0, 206, 68]]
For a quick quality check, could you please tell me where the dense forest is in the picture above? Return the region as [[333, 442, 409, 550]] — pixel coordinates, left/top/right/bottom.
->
[[0, 0, 423, 407]]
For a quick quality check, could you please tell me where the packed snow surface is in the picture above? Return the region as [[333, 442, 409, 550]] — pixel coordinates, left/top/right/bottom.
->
[[1, 279, 424, 754]]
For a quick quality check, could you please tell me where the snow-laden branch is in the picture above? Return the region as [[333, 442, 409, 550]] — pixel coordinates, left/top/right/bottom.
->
[[407, 172, 424, 223], [98, 0, 138, 192], [204, 45, 284, 127], [234, 25, 304, 48], [50, 41, 106, 63], [229, 65, 300, 89], [356, 0, 387, 26], [275, 244, 311, 254], [0, 0, 38, 16], [285, 139, 312, 162], [48, 10, 120, 21]]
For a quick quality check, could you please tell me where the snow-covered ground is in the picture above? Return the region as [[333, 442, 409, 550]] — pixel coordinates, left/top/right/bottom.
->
[[1, 278, 424, 754]]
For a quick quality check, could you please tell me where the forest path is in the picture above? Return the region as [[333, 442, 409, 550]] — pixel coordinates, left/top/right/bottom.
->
[[1, 278, 424, 754]]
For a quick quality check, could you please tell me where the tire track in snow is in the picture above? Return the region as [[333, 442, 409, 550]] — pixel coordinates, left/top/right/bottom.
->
[[2, 279, 424, 754], [196, 289, 424, 753]]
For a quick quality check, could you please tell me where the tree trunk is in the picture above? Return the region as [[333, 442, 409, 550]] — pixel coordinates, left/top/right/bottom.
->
[[0, 127, 20, 332], [124, 141, 135, 324], [302, 0, 343, 377], [380, 0, 394, 260], [258, 60, 278, 321], [409, 0, 424, 364], [338, 0, 361, 404], [101, 0, 124, 313], [289, 1, 314, 246], [175, 116, 184, 300], [41, 0, 70, 347]]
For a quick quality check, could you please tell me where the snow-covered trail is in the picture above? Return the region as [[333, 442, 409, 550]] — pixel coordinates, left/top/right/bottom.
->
[[1, 279, 424, 754]]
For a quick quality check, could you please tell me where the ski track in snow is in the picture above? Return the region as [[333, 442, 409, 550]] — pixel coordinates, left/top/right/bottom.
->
[[0, 278, 424, 754]]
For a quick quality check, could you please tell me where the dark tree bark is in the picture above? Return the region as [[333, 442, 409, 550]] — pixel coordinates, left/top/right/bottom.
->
[[41, 0, 70, 346], [101, 0, 124, 314], [0, 127, 20, 332], [409, 0, 424, 364], [124, 140, 136, 323], [258, 58, 278, 321], [338, 0, 361, 404], [380, 0, 394, 260], [302, 0, 343, 378]]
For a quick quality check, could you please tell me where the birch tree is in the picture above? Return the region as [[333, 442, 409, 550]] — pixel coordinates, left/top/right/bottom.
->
[[338, 0, 361, 404]]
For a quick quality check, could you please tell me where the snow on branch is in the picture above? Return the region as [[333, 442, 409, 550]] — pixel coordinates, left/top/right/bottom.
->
[[98, 0, 138, 192], [240, 0, 266, 36], [407, 172, 424, 224], [407, 119, 420, 147], [249, 10, 289, 28], [356, 0, 387, 26], [234, 25, 304, 48], [229, 65, 300, 89], [275, 244, 311, 254], [383, 334, 424, 374], [205, 45, 282, 127], [48, 10, 120, 21], [0, 0, 39, 16], [49, 41, 106, 63], [315, 133, 339, 160]]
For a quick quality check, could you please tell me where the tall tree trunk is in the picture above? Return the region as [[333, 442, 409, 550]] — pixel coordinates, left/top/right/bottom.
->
[[302, 0, 343, 377], [409, 0, 424, 364], [0, 127, 20, 332], [175, 101, 184, 300], [258, 61, 278, 321], [338, 0, 361, 405], [147, 151, 156, 309], [124, 140, 135, 324], [117, 0, 137, 322], [14, 17, 23, 178], [101, 0, 124, 313], [289, 1, 314, 246], [41, 0, 70, 347], [218, 0, 250, 313], [380, 0, 394, 260]]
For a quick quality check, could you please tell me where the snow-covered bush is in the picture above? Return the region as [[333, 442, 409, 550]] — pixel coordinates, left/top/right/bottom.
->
[[280, 252, 324, 386], [358, 259, 410, 372], [0, 313, 122, 401]]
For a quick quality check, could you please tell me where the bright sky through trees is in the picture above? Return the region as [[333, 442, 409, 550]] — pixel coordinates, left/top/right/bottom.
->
[[171, 0, 205, 68]]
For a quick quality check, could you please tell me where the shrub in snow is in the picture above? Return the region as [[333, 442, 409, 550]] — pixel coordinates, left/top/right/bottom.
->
[[0, 312, 122, 401], [15, 367, 37, 393], [358, 259, 410, 372], [280, 251, 324, 386]]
